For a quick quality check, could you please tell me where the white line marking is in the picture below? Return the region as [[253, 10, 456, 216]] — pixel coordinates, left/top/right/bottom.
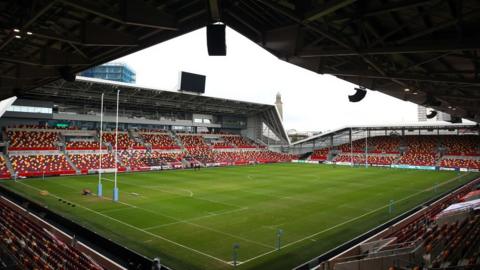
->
[[15, 181, 231, 265], [98, 207, 134, 214], [101, 177, 245, 209], [144, 185, 194, 197], [143, 207, 249, 231], [0, 195, 128, 270], [93, 192, 273, 249], [239, 173, 471, 265]]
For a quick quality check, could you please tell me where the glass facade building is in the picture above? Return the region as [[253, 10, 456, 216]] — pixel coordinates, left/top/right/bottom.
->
[[79, 63, 136, 83]]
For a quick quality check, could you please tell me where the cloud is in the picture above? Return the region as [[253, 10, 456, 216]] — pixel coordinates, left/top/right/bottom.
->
[[117, 27, 419, 132]]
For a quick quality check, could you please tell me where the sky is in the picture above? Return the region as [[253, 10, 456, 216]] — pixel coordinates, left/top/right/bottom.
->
[[116, 26, 421, 132]]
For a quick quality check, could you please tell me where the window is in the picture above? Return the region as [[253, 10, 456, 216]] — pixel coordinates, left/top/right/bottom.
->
[[7, 105, 52, 114]]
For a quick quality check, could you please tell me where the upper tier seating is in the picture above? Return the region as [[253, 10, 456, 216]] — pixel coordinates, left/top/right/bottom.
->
[[139, 133, 179, 149], [370, 136, 401, 153], [102, 133, 144, 149], [211, 141, 234, 149], [398, 136, 438, 166], [10, 155, 75, 177], [338, 136, 401, 154], [8, 130, 59, 150], [178, 135, 207, 148], [222, 136, 258, 148], [0, 199, 103, 270], [404, 135, 437, 153], [69, 154, 118, 172], [440, 135, 480, 156], [66, 140, 101, 150]]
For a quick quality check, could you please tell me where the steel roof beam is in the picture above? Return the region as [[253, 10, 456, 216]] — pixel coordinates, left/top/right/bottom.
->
[[298, 39, 480, 57], [333, 0, 436, 23], [303, 0, 357, 22], [330, 70, 480, 86], [59, 0, 177, 31]]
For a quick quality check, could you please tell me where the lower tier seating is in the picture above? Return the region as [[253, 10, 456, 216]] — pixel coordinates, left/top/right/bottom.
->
[[440, 157, 480, 169], [8, 130, 59, 150], [145, 151, 183, 166], [333, 153, 397, 165], [69, 154, 118, 172], [0, 155, 10, 178], [0, 199, 103, 270], [10, 155, 75, 177], [310, 148, 329, 161], [139, 133, 179, 149], [222, 135, 258, 148], [398, 152, 437, 166]]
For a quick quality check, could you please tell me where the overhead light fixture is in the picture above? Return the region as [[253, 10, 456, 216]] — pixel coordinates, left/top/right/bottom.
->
[[26, 31, 33, 35], [412, 92, 418, 95], [448, 106, 452, 109], [14, 35, 21, 39], [452, 107, 457, 111], [404, 88, 410, 92], [13, 28, 20, 32]]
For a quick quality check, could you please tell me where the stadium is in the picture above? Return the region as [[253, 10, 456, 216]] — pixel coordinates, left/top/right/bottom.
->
[[0, 1, 480, 270]]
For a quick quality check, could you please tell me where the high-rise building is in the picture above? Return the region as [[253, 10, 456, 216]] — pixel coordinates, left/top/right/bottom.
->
[[275, 92, 283, 120], [417, 105, 428, 122], [79, 63, 136, 83]]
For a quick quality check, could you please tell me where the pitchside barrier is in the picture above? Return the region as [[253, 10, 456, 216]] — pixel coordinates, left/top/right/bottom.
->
[[293, 175, 480, 270], [0, 184, 155, 269], [291, 160, 480, 172]]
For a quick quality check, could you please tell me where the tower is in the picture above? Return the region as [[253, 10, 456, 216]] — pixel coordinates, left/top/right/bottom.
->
[[275, 92, 283, 120]]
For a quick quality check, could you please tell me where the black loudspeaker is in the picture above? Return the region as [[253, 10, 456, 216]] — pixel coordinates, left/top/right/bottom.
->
[[348, 87, 367, 102], [426, 110, 437, 119], [59, 66, 76, 82], [207, 23, 226, 56]]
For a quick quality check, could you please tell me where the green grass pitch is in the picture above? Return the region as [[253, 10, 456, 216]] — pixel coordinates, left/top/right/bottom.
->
[[1, 164, 478, 270]]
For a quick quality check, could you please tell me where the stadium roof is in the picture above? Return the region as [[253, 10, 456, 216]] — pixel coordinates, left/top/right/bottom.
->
[[292, 122, 479, 145], [1, 0, 480, 122], [25, 76, 289, 143]]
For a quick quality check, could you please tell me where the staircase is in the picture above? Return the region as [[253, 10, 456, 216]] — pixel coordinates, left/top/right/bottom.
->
[[298, 151, 312, 160], [435, 153, 444, 166], [63, 151, 80, 174], [392, 154, 403, 165], [1, 153, 15, 177], [170, 130, 185, 150], [129, 129, 145, 146], [115, 151, 127, 170]]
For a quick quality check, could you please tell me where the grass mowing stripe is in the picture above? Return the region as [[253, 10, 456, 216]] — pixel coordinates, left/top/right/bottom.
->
[[142, 207, 250, 231], [22, 177, 276, 250], [4, 164, 475, 270], [14, 180, 232, 265], [97, 177, 275, 249], [93, 191, 274, 249], [101, 177, 239, 208], [237, 172, 471, 265]]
